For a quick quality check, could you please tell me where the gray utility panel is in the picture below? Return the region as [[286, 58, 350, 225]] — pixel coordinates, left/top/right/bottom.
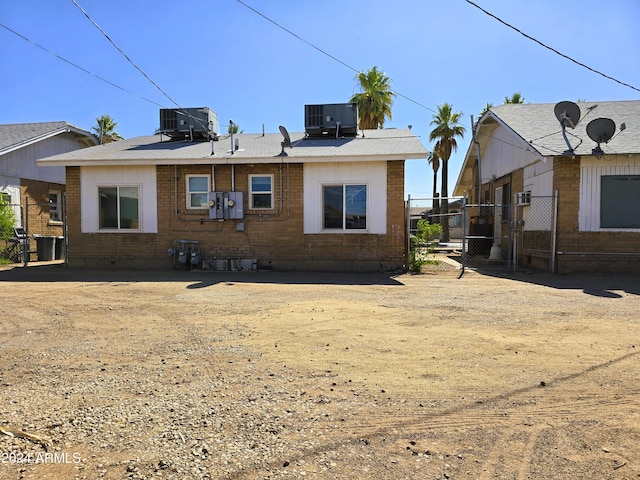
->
[[208, 192, 244, 219]]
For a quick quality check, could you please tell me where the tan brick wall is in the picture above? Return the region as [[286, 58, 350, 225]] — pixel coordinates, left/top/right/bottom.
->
[[66, 161, 408, 271], [552, 156, 640, 273], [20, 178, 65, 238]]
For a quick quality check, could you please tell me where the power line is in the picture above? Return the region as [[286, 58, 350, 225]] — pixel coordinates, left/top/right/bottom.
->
[[234, 0, 438, 115], [0, 22, 167, 108], [70, 0, 185, 109], [70, 0, 212, 132], [465, 0, 640, 94]]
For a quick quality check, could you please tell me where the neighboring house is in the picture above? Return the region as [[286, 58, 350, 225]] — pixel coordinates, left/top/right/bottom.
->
[[37, 107, 427, 271], [454, 100, 640, 273], [0, 121, 97, 233]]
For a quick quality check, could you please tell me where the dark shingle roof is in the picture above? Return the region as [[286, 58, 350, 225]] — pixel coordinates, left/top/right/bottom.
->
[[0, 121, 97, 154], [489, 100, 640, 156]]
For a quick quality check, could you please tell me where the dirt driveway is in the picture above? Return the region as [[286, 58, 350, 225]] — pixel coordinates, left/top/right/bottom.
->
[[0, 265, 639, 479]]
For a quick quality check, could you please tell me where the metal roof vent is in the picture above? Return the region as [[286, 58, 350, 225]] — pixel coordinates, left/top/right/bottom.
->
[[159, 107, 218, 141], [304, 103, 358, 138]]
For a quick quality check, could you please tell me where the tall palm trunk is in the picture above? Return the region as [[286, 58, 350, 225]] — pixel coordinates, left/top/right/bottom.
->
[[440, 159, 450, 242], [432, 170, 440, 225], [428, 103, 465, 244]]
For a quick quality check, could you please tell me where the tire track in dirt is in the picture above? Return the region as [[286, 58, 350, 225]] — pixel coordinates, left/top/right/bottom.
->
[[229, 348, 640, 478], [477, 424, 547, 480]]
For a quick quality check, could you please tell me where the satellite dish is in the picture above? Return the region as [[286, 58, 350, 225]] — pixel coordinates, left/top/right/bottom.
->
[[586, 117, 616, 157], [554, 101, 582, 155], [279, 125, 292, 156], [554, 101, 581, 129], [586, 118, 616, 144], [279, 125, 292, 148]]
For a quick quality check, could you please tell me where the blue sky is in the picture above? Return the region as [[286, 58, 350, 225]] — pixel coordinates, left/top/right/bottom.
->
[[2, 1, 639, 199]]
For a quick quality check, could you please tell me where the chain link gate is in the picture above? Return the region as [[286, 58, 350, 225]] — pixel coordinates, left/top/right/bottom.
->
[[0, 203, 26, 265], [463, 197, 511, 272], [407, 195, 466, 273], [408, 194, 557, 274]]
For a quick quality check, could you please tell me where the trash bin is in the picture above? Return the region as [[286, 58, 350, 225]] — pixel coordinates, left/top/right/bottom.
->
[[54, 236, 65, 260], [34, 235, 56, 261]]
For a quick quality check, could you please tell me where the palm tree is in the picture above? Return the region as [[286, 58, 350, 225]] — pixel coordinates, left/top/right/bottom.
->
[[426, 146, 441, 224], [350, 66, 394, 129], [92, 114, 123, 144], [479, 102, 494, 117], [504, 92, 525, 104], [227, 123, 244, 134], [429, 103, 466, 242]]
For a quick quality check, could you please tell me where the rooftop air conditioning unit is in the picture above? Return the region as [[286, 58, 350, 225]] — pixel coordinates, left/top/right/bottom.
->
[[304, 103, 358, 137], [159, 107, 218, 141]]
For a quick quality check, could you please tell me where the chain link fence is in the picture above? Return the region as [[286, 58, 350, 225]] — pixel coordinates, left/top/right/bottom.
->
[[0, 204, 26, 265], [513, 194, 558, 273], [0, 197, 66, 267], [407, 193, 557, 274], [407, 195, 465, 273]]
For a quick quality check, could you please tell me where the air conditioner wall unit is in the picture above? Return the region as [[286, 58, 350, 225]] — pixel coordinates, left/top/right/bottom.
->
[[515, 191, 531, 206]]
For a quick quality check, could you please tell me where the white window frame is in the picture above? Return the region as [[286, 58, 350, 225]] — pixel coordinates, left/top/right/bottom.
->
[[49, 190, 63, 223], [321, 183, 368, 232], [98, 185, 141, 231], [186, 174, 211, 210], [249, 174, 274, 210]]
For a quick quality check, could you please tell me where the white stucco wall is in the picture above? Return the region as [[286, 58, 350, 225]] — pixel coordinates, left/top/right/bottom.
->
[[303, 161, 387, 234], [80, 166, 158, 233]]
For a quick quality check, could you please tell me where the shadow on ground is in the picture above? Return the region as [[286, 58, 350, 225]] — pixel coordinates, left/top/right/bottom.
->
[[471, 268, 640, 297], [0, 263, 405, 287]]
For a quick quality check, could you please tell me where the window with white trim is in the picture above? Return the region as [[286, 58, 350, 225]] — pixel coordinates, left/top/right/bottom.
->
[[249, 174, 273, 209], [186, 175, 210, 209], [322, 184, 367, 230], [49, 190, 62, 222], [99, 186, 140, 230]]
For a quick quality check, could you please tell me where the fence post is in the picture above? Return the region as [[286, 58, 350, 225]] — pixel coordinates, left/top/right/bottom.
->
[[24, 196, 29, 266], [551, 191, 558, 273], [63, 192, 68, 267], [512, 192, 517, 273], [406, 194, 411, 270], [461, 192, 467, 276]]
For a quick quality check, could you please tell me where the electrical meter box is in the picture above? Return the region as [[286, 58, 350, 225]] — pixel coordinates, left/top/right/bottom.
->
[[208, 192, 244, 219]]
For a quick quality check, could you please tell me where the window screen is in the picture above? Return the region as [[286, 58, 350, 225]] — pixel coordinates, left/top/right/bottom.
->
[[601, 175, 640, 228]]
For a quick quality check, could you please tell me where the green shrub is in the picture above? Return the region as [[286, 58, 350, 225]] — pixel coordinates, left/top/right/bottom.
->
[[0, 196, 16, 240], [409, 220, 443, 273]]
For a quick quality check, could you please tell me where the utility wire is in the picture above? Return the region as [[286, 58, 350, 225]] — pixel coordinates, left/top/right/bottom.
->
[[465, 0, 640, 93], [234, 0, 438, 115], [70, 0, 184, 109], [70, 0, 211, 132], [0, 22, 166, 108]]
